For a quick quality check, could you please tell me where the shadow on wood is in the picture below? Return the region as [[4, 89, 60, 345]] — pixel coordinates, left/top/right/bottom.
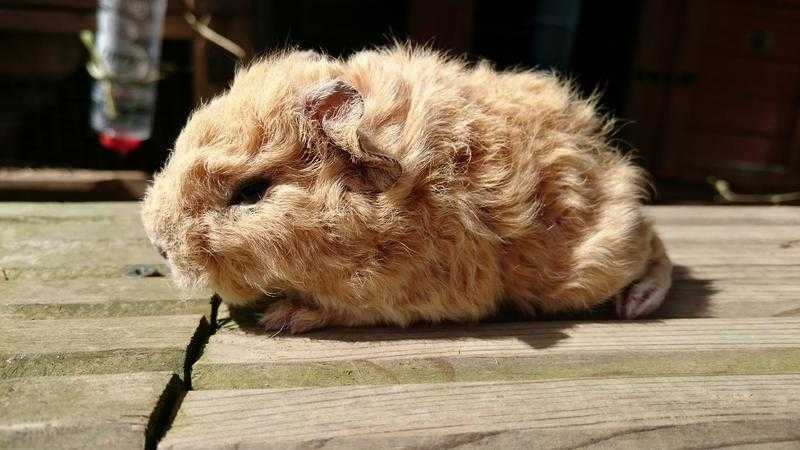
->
[[223, 303, 574, 350], [652, 264, 716, 319]]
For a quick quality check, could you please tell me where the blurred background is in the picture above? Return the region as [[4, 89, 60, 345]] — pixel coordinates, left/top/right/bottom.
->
[[1, 0, 798, 203]]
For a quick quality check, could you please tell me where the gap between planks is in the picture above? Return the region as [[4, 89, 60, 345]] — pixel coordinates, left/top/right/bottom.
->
[[1, 372, 181, 450], [0, 314, 213, 384]]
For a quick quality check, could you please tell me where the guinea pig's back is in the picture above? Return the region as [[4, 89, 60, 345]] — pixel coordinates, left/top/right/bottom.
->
[[460, 57, 654, 312], [340, 46, 657, 314]]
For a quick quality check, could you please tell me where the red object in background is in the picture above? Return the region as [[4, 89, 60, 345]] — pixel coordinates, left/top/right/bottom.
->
[[98, 133, 142, 156]]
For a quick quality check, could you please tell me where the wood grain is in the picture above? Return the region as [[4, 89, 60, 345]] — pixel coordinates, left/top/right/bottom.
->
[[0, 202, 146, 240], [0, 202, 207, 447], [2, 200, 799, 448], [0, 278, 209, 319], [662, 242, 800, 266], [0, 239, 164, 280], [655, 266, 800, 318], [657, 225, 800, 242], [159, 375, 800, 450], [192, 317, 800, 389], [0, 372, 180, 450], [0, 168, 148, 201], [0, 315, 208, 378], [643, 206, 800, 225], [0, 202, 161, 280]]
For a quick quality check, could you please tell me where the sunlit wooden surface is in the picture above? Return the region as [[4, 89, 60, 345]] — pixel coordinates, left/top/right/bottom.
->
[[1, 203, 798, 449]]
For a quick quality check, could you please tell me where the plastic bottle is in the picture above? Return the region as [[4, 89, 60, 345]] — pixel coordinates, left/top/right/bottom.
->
[[90, 0, 167, 154]]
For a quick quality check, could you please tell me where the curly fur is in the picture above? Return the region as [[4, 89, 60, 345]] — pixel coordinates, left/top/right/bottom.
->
[[141, 45, 671, 333]]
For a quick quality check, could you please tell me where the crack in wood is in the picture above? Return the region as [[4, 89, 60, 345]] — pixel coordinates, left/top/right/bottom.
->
[[780, 239, 800, 249]]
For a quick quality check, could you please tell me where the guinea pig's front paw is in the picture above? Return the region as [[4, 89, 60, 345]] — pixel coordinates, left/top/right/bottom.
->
[[258, 299, 326, 334]]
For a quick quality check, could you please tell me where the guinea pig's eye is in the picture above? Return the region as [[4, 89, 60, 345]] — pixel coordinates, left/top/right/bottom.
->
[[229, 178, 271, 206]]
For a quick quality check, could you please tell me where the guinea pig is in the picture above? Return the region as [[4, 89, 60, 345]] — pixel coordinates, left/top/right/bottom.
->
[[141, 45, 672, 334]]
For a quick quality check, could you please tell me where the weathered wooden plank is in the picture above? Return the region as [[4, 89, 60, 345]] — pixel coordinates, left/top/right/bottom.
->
[[0, 169, 147, 202], [651, 264, 800, 318], [664, 242, 800, 266], [190, 263, 800, 388], [673, 264, 800, 280], [0, 202, 141, 220], [1, 372, 179, 450], [0, 202, 146, 242], [650, 209, 799, 267], [204, 317, 800, 363], [644, 205, 800, 225], [0, 315, 209, 379], [0, 278, 210, 319], [657, 225, 800, 243], [192, 317, 800, 389], [159, 375, 800, 450], [0, 239, 163, 280], [657, 284, 800, 318], [0, 202, 160, 280]]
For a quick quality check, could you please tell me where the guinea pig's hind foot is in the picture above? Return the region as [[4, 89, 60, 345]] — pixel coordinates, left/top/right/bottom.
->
[[258, 299, 326, 334], [614, 255, 673, 320]]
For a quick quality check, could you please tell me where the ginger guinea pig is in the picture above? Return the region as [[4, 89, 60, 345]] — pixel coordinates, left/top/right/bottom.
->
[[141, 45, 672, 333]]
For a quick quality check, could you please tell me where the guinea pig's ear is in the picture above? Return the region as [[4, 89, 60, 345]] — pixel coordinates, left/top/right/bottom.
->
[[303, 80, 402, 192], [303, 79, 361, 129], [352, 130, 403, 192]]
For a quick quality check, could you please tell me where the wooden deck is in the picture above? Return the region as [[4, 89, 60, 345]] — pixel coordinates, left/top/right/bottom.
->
[[1, 203, 799, 449]]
